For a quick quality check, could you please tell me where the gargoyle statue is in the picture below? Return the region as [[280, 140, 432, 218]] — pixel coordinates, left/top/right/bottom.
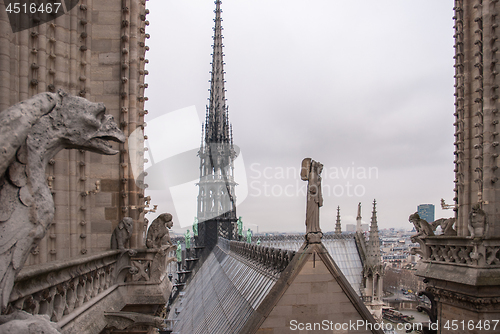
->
[[146, 213, 173, 249], [0, 90, 125, 313], [431, 217, 457, 236], [111, 217, 134, 250], [468, 203, 488, 238]]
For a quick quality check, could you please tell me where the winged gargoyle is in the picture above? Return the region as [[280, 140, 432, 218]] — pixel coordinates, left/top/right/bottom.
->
[[0, 90, 125, 313]]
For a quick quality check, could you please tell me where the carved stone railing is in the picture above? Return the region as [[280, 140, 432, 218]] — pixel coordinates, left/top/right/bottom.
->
[[416, 237, 500, 268], [8, 250, 122, 322], [229, 240, 295, 275], [6, 247, 175, 331]]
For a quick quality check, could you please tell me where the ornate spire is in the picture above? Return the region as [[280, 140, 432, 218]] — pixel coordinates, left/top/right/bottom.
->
[[335, 206, 342, 235], [205, 0, 230, 144], [368, 199, 381, 262], [197, 0, 237, 247]]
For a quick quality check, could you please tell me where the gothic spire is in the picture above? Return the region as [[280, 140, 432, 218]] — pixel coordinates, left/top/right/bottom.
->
[[205, 0, 230, 144], [335, 206, 342, 235], [368, 199, 381, 262]]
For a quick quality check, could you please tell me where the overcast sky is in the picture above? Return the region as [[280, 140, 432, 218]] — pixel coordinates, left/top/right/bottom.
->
[[143, 0, 456, 234]]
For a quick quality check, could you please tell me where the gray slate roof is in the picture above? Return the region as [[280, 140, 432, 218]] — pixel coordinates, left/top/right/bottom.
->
[[169, 243, 280, 334], [260, 234, 364, 294]]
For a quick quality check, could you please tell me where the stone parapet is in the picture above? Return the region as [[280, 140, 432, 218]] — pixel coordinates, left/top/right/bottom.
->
[[229, 240, 295, 276], [6, 247, 174, 333]]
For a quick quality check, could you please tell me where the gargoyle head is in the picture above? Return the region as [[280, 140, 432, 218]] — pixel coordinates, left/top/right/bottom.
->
[[47, 90, 125, 155]]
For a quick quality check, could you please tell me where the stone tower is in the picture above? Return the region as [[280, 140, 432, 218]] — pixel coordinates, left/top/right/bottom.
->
[[0, 0, 150, 265], [414, 1, 500, 331], [197, 0, 237, 250]]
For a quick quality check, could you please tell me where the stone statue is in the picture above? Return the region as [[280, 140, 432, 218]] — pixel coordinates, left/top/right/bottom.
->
[[193, 217, 198, 237], [237, 216, 243, 239], [301, 158, 323, 242], [468, 204, 488, 238], [431, 217, 457, 236], [110, 217, 134, 250], [0, 90, 125, 314], [176, 240, 182, 271], [409, 213, 435, 238], [185, 229, 191, 249], [246, 228, 252, 243], [146, 213, 173, 249]]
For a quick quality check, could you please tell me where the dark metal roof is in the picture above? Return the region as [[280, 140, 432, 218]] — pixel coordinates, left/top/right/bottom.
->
[[169, 242, 281, 334]]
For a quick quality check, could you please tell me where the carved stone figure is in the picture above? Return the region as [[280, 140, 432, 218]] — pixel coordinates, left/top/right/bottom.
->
[[301, 158, 323, 240], [0, 90, 125, 313], [431, 217, 457, 236], [176, 240, 182, 271], [110, 217, 134, 250], [185, 229, 191, 249], [409, 212, 435, 238], [468, 204, 488, 238], [237, 216, 243, 239], [146, 213, 173, 249], [193, 217, 198, 237]]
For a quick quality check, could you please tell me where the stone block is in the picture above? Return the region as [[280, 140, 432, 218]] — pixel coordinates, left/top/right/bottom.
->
[[261, 315, 286, 329], [308, 292, 333, 305], [103, 80, 120, 94], [93, 25, 121, 40], [98, 52, 121, 65], [271, 305, 292, 317], [311, 281, 328, 293], [90, 207, 105, 221], [277, 293, 296, 306], [90, 65, 113, 80], [105, 207, 118, 220], [95, 11, 121, 25], [101, 179, 120, 192], [90, 81, 104, 94], [95, 192, 112, 207], [91, 221, 112, 233], [286, 282, 312, 295], [292, 304, 317, 317], [317, 302, 340, 315], [327, 281, 343, 293]]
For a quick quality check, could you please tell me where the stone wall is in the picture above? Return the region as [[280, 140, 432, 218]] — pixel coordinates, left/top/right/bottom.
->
[[0, 0, 149, 265]]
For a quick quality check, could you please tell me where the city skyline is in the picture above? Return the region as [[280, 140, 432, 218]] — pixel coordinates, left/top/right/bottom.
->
[[143, 0, 456, 233]]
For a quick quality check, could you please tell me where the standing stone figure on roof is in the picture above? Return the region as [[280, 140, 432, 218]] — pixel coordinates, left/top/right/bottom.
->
[[192, 217, 198, 246], [176, 240, 182, 271], [193, 217, 198, 237], [184, 229, 191, 250], [301, 158, 323, 239], [237, 216, 243, 240], [246, 228, 252, 243]]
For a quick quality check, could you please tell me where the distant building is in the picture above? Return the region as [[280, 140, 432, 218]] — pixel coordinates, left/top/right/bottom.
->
[[417, 204, 435, 222]]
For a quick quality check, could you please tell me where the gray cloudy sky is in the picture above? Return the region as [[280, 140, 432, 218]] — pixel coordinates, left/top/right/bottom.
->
[[143, 0, 456, 234]]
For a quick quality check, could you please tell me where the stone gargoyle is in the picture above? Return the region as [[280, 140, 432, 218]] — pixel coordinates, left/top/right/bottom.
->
[[111, 217, 134, 250], [146, 213, 173, 249], [0, 90, 125, 315]]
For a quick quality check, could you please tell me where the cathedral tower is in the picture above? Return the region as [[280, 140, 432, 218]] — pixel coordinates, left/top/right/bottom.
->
[[414, 2, 500, 331], [197, 0, 237, 250]]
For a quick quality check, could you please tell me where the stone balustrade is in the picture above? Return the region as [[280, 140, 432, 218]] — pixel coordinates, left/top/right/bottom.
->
[[6, 247, 175, 332], [416, 237, 500, 268], [229, 240, 295, 275]]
